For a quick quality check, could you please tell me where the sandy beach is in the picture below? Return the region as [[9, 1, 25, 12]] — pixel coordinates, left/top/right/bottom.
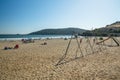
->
[[0, 38, 120, 80]]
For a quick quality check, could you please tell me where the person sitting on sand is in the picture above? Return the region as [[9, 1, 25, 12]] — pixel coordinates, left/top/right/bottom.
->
[[41, 42, 47, 45], [4, 44, 19, 50], [14, 44, 19, 49]]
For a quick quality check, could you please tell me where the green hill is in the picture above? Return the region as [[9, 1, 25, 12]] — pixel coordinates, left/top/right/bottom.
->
[[29, 28, 87, 35], [82, 21, 120, 36]]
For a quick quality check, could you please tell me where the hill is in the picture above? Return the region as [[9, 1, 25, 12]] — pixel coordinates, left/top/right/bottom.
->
[[82, 21, 120, 36], [106, 21, 120, 28], [29, 28, 87, 35]]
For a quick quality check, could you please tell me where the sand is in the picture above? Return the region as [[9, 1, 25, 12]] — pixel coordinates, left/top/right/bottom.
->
[[0, 37, 120, 80]]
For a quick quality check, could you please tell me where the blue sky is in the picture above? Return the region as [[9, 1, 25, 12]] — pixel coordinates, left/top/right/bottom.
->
[[0, 0, 120, 34]]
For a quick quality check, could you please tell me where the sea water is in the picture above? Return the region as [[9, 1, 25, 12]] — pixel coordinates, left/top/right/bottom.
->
[[0, 35, 71, 41]]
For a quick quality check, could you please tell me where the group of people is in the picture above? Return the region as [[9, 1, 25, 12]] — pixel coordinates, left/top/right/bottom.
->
[[41, 42, 47, 45], [4, 44, 19, 50], [21, 39, 34, 43]]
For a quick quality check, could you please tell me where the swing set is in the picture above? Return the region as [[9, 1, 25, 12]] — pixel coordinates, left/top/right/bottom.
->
[[96, 36, 120, 47], [55, 34, 120, 66]]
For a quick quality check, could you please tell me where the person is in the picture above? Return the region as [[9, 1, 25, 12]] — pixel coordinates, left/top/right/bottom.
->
[[44, 42, 47, 45], [4, 46, 8, 50], [80, 38, 82, 43], [74, 34, 78, 38], [14, 44, 19, 49], [41, 42, 47, 45], [93, 38, 96, 43], [4, 46, 13, 50]]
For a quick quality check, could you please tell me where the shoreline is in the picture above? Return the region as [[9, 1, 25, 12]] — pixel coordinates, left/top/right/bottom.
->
[[0, 35, 72, 41]]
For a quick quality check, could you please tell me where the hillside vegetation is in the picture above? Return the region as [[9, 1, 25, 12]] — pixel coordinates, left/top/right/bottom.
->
[[82, 21, 120, 36], [29, 28, 87, 35]]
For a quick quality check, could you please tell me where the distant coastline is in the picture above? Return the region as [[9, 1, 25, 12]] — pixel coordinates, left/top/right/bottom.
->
[[0, 27, 86, 40], [1, 21, 120, 40]]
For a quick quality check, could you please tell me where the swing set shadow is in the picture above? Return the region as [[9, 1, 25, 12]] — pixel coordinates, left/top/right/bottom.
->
[[55, 57, 82, 66]]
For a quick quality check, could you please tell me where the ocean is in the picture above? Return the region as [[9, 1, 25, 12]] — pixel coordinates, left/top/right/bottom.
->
[[0, 35, 71, 41]]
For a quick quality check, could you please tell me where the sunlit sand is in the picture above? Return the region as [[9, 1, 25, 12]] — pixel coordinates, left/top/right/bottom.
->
[[0, 38, 120, 80]]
